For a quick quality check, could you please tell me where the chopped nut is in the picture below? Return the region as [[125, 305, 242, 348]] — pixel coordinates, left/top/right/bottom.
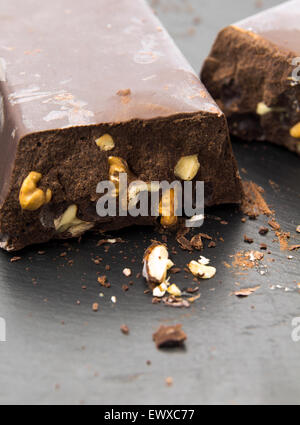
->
[[256, 102, 272, 116], [188, 260, 216, 279], [296, 225, 300, 233], [123, 268, 132, 277], [54, 204, 93, 235], [143, 243, 173, 285], [174, 155, 200, 181], [198, 256, 210, 265], [108, 156, 132, 195], [153, 282, 168, 298], [95, 134, 115, 151], [290, 122, 300, 138], [159, 189, 178, 227], [111, 296, 117, 303], [19, 171, 52, 211], [167, 283, 182, 297]]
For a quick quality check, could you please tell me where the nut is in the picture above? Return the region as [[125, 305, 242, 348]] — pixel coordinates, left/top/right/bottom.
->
[[290, 122, 300, 138], [188, 260, 216, 279], [153, 282, 168, 298], [54, 204, 93, 235], [95, 134, 115, 151], [174, 155, 200, 181], [123, 268, 132, 277], [19, 171, 52, 211], [167, 283, 182, 297], [143, 242, 174, 285], [108, 156, 133, 195], [256, 102, 272, 116], [159, 189, 178, 227]]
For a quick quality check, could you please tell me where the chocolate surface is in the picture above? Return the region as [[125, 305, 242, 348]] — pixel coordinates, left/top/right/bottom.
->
[[237, 0, 300, 54], [201, 0, 300, 155], [0, 0, 242, 251]]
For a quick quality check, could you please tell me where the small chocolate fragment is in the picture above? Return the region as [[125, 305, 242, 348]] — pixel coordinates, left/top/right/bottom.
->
[[120, 324, 130, 335], [244, 234, 254, 244], [201, 0, 300, 155], [152, 324, 187, 348], [259, 227, 269, 236]]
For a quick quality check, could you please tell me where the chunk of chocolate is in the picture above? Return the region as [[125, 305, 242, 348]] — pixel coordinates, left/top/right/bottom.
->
[[152, 324, 187, 348], [201, 0, 300, 155], [0, 0, 242, 251]]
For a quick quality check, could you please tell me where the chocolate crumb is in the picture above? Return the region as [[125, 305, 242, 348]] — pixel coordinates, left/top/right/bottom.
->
[[170, 267, 181, 274], [244, 234, 254, 244], [152, 324, 187, 349], [120, 324, 129, 335], [92, 302, 99, 312], [122, 284, 129, 292], [165, 377, 173, 387], [259, 226, 269, 235], [186, 287, 200, 294], [10, 256, 21, 262], [208, 241, 216, 248]]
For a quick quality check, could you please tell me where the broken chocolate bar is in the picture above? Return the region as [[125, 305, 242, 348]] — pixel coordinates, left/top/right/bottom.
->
[[201, 0, 300, 155], [0, 0, 242, 251]]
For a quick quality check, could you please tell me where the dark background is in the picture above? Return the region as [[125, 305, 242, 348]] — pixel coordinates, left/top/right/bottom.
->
[[0, 0, 299, 404]]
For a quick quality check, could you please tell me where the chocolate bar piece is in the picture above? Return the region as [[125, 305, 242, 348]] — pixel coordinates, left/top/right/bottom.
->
[[0, 0, 242, 251], [201, 0, 300, 155]]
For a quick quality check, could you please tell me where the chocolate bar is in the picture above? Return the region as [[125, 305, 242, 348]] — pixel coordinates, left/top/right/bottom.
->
[[0, 0, 242, 251], [201, 0, 300, 155]]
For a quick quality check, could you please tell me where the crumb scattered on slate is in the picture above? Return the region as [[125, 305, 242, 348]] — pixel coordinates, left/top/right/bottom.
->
[[153, 324, 187, 349], [10, 256, 21, 262], [92, 302, 99, 312], [259, 226, 269, 235], [120, 324, 129, 335], [165, 377, 173, 387], [244, 235, 254, 244]]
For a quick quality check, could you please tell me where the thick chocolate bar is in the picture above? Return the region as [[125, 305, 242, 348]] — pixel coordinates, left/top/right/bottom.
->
[[0, 0, 242, 251], [201, 0, 300, 155]]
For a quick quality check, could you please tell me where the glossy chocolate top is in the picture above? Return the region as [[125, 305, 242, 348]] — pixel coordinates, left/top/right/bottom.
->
[[0, 0, 220, 138], [235, 0, 300, 55]]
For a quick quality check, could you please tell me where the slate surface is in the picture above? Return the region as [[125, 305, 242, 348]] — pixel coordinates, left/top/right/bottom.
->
[[0, 0, 299, 405]]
